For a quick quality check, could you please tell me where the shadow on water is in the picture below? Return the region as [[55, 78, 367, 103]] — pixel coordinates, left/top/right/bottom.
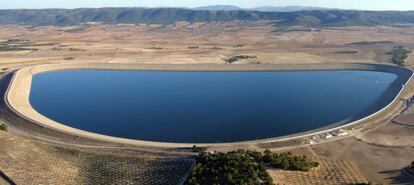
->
[[378, 169, 414, 184]]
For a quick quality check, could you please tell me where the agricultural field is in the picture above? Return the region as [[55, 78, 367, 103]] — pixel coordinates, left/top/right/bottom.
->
[[0, 131, 194, 185], [0, 23, 413, 68]]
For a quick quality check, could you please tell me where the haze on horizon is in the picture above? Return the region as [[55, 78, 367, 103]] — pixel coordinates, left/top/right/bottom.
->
[[1, 0, 414, 11]]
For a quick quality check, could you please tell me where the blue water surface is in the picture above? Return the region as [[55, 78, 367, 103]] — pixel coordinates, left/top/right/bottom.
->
[[30, 70, 398, 143]]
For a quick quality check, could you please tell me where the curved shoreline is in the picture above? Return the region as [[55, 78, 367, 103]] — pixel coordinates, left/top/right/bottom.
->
[[4, 63, 414, 148]]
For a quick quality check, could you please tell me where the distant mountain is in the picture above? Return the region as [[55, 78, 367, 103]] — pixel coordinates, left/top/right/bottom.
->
[[252, 6, 334, 12], [192, 5, 334, 12], [1, 8, 414, 27], [192, 5, 242, 11]]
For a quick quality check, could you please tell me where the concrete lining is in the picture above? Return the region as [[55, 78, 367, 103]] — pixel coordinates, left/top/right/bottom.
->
[[4, 63, 413, 147]]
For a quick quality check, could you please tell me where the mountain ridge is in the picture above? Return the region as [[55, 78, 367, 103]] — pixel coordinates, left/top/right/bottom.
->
[[192, 5, 242, 11], [0, 8, 414, 27], [192, 5, 334, 12]]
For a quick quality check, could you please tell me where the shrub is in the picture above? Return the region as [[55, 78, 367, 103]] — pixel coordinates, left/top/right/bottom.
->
[[225, 55, 257, 64], [389, 46, 412, 66], [188, 46, 199, 49], [64, 57, 75, 60], [0, 124, 7, 131], [333, 50, 359, 54]]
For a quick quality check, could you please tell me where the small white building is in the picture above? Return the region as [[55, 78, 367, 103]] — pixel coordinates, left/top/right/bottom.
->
[[337, 129, 348, 136], [325, 133, 333, 139]]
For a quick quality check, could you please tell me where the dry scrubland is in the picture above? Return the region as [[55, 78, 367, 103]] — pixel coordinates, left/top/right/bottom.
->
[[1, 22, 414, 67], [1, 22, 414, 184]]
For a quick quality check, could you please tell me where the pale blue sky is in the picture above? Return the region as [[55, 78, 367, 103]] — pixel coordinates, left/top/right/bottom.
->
[[1, 0, 414, 10]]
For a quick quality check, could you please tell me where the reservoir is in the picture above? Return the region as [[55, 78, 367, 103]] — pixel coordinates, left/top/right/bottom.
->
[[29, 70, 400, 143]]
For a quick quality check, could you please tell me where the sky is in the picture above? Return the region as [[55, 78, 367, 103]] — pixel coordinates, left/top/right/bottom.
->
[[1, 0, 414, 11]]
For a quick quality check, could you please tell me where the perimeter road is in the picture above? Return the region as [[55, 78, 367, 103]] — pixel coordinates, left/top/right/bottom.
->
[[4, 63, 414, 149]]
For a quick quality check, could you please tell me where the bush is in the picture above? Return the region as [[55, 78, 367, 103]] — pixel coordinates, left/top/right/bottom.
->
[[0, 124, 7, 131], [389, 46, 412, 66]]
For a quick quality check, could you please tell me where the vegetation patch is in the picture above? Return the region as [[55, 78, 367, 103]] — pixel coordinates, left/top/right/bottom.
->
[[211, 46, 223, 50], [225, 55, 257, 64], [51, 47, 63, 51], [0, 124, 7, 131], [347, 41, 394, 46], [185, 150, 318, 185], [68, 48, 86, 51], [387, 46, 412, 66], [0, 39, 38, 52], [333, 50, 359, 54], [192, 145, 207, 153], [64, 57, 75, 60], [188, 46, 199, 49], [146, 46, 164, 50], [0, 46, 36, 52], [262, 150, 319, 171]]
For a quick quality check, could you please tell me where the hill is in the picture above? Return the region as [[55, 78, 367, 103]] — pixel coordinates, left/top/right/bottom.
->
[[0, 8, 414, 27]]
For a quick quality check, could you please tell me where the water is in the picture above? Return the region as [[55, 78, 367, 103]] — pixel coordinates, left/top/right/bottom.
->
[[29, 70, 398, 143]]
